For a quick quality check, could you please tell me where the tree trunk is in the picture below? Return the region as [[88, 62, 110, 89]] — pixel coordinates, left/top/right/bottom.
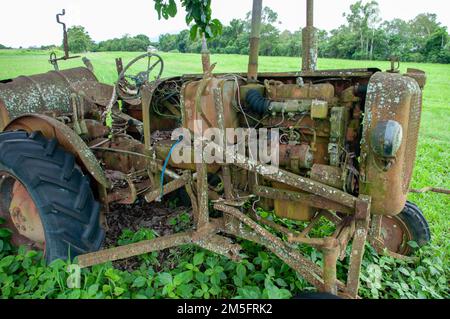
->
[[370, 29, 375, 60], [360, 32, 364, 54], [366, 38, 369, 59]]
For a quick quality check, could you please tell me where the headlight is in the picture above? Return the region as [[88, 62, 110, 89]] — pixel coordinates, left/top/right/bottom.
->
[[370, 120, 403, 158]]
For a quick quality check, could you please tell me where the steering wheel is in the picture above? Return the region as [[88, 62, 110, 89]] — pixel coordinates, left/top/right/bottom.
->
[[117, 53, 164, 100]]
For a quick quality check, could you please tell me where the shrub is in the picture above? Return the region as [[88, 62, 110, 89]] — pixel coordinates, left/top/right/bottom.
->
[[0, 214, 448, 299]]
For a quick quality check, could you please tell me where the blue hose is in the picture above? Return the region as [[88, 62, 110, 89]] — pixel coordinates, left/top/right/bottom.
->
[[159, 136, 184, 201]]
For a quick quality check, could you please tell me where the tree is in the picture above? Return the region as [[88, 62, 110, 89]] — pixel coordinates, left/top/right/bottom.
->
[[95, 34, 153, 52], [323, 25, 359, 59], [380, 19, 415, 61], [67, 26, 94, 53], [411, 13, 441, 37], [277, 30, 301, 57], [241, 6, 281, 56], [424, 27, 450, 63], [158, 33, 178, 52], [259, 7, 282, 56], [75, 2, 450, 64], [344, 0, 381, 60]]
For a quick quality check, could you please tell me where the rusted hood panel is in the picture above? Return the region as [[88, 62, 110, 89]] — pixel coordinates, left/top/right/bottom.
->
[[0, 67, 98, 123]]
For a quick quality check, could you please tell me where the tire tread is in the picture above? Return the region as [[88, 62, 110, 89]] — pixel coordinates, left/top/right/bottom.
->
[[0, 131, 104, 263]]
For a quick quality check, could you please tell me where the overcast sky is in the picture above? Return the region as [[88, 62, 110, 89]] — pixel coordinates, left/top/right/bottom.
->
[[1, 0, 449, 48]]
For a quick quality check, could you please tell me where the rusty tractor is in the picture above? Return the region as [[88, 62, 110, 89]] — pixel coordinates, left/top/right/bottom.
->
[[0, 0, 432, 298]]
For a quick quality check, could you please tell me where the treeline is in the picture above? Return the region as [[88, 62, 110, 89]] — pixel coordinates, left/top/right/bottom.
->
[[94, 34, 158, 52], [158, 2, 450, 63], [62, 26, 158, 53], [7, 0, 449, 64]]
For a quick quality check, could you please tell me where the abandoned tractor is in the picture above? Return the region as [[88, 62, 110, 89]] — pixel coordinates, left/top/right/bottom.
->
[[0, 0, 431, 298]]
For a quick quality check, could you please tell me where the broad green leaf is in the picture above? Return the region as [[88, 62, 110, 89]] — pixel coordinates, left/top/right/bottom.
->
[[194, 289, 204, 298], [236, 264, 246, 280], [398, 267, 410, 276], [114, 287, 125, 296], [0, 255, 15, 268], [132, 276, 147, 288], [237, 286, 261, 299], [190, 25, 199, 41], [167, 0, 177, 17], [88, 284, 99, 296], [67, 289, 81, 299], [176, 284, 193, 298], [0, 228, 12, 238], [193, 252, 204, 266], [407, 241, 419, 249], [210, 273, 220, 285], [158, 272, 173, 285], [174, 270, 193, 286]]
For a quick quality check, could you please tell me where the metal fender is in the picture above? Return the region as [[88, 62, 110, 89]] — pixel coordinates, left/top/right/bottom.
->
[[4, 114, 111, 189]]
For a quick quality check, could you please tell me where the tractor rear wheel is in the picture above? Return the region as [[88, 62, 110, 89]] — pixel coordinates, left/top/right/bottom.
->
[[380, 201, 431, 255], [0, 131, 104, 263]]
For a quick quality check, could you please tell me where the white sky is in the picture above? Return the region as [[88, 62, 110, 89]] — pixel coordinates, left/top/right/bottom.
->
[[1, 0, 449, 48]]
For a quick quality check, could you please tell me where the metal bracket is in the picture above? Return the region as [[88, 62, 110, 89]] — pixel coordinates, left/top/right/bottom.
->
[[49, 9, 81, 70]]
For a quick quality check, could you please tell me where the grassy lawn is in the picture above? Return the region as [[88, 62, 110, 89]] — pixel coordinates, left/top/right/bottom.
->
[[0, 49, 448, 299]]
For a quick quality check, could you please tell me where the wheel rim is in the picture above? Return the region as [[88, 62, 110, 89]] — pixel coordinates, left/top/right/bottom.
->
[[380, 215, 413, 255], [0, 172, 45, 250]]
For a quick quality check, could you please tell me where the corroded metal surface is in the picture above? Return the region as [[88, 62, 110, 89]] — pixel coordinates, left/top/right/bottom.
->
[[144, 173, 190, 203], [214, 140, 358, 208], [5, 114, 110, 188], [0, 1, 430, 298], [214, 203, 327, 290], [93, 136, 147, 174], [78, 232, 195, 268], [379, 215, 413, 255], [346, 195, 371, 297], [265, 80, 335, 102], [213, 88, 233, 199], [182, 78, 239, 141], [0, 173, 45, 252], [8, 180, 45, 247], [247, 0, 263, 82], [310, 164, 344, 190], [360, 72, 422, 216], [254, 185, 353, 215], [0, 67, 98, 127], [302, 0, 318, 72]]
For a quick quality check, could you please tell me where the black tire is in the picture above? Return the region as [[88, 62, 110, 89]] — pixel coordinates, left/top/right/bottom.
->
[[398, 201, 431, 249], [0, 131, 104, 263]]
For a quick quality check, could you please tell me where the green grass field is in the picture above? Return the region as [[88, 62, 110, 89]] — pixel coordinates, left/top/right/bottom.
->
[[0, 49, 448, 298]]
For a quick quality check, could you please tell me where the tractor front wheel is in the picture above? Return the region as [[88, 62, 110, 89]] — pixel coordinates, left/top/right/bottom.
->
[[379, 201, 431, 256], [0, 131, 104, 263]]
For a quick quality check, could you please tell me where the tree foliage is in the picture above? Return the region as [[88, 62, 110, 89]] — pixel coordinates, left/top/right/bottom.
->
[[61, 1, 449, 64], [153, 0, 222, 40], [67, 26, 94, 53], [344, 0, 381, 60], [151, 1, 449, 64], [95, 34, 155, 52]]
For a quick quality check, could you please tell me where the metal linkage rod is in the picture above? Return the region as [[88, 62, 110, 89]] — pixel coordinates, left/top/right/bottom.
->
[[247, 0, 263, 82]]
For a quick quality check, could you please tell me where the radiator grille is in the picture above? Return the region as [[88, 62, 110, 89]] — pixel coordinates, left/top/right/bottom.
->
[[402, 91, 422, 193]]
